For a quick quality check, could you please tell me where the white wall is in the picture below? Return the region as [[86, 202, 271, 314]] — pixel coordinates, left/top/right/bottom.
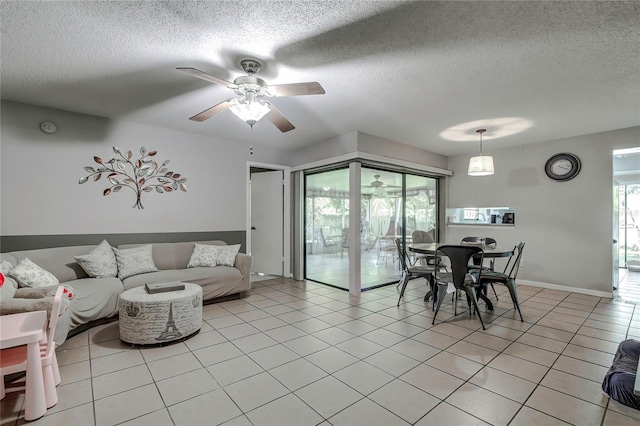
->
[[1, 101, 290, 236], [446, 126, 640, 294]]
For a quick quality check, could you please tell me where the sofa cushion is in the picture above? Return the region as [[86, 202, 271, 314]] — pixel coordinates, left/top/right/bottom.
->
[[74, 239, 118, 278], [216, 244, 241, 267], [187, 243, 220, 268], [4, 246, 95, 282], [10, 258, 60, 288], [113, 245, 158, 279], [117, 241, 226, 270]]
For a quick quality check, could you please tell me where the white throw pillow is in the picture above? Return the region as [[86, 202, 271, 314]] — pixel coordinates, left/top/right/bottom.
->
[[187, 244, 220, 268], [9, 258, 59, 288], [112, 245, 158, 280], [75, 240, 118, 278], [216, 244, 241, 267]]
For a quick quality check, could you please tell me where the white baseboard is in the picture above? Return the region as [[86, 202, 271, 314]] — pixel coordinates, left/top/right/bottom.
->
[[518, 279, 613, 299]]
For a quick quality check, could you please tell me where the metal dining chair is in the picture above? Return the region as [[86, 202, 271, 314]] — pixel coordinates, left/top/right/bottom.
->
[[461, 236, 499, 300], [471, 241, 526, 322], [432, 245, 487, 330], [395, 238, 436, 307]]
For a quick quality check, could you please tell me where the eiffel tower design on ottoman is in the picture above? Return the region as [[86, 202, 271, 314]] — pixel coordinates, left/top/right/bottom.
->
[[118, 283, 202, 345]]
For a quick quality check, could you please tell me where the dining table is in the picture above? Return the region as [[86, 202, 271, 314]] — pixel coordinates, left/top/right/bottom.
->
[[0, 310, 48, 421], [407, 243, 515, 311]]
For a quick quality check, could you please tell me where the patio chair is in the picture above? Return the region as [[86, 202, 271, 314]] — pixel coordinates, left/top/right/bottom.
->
[[432, 245, 487, 330], [316, 228, 339, 255]]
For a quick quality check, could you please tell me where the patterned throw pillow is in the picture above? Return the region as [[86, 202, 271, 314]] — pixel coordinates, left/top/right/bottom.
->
[[112, 245, 159, 280], [9, 258, 59, 288], [216, 244, 241, 267], [75, 240, 118, 278], [187, 244, 220, 268]]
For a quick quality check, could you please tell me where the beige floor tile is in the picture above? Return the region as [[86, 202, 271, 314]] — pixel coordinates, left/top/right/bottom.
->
[[156, 368, 219, 406], [94, 383, 165, 426], [332, 360, 393, 395], [552, 355, 610, 383], [224, 371, 290, 413], [525, 386, 605, 425], [55, 345, 90, 367], [537, 318, 581, 333], [562, 344, 615, 367], [193, 341, 243, 367], [369, 379, 439, 424], [26, 402, 95, 426], [425, 351, 483, 380], [139, 341, 189, 363], [469, 366, 537, 403], [488, 353, 549, 383], [364, 348, 421, 377], [328, 397, 408, 426], [607, 399, 640, 421], [146, 351, 204, 382], [544, 311, 587, 325], [295, 376, 363, 419], [263, 324, 308, 342], [540, 369, 609, 407], [415, 402, 490, 426], [58, 359, 91, 385], [445, 382, 521, 426], [206, 354, 264, 387], [481, 324, 524, 341], [463, 331, 513, 352], [583, 319, 629, 334], [603, 409, 640, 426], [245, 393, 324, 426], [399, 364, 464, 400], [447, 340, 499, 364], [168, 389, 242, 426], [552, 306, 590, 319], [387, 337, 440, 362], [282, 334, 330, 357], [249, 343, 300, 370], [576, 325, 627, 343], [306, 346, 358, 374], [337, 319, 378, 335], [509, 406, 571, 425], [40, 378, 93, 416], [503, 342, 559, 367], [527, 325, 575, 343], [90, 349, 145, 377], [569, 334, 620, 354], [516, 333, 567, 353], [412, 329, 459, 349], [490, 317, 533, 332], [232, 332, 279, 354], [92, 364, 154, 400], [183, 329, 227, 351], [429, 322, 475, 340]]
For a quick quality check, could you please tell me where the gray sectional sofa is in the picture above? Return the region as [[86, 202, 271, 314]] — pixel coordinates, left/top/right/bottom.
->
[[0, 241, 252, 346]]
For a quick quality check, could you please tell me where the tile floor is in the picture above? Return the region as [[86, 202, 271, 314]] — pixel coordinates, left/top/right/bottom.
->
[[2, 277, 640, 426]]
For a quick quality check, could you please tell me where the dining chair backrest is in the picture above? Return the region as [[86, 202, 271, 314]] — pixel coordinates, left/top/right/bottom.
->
[[341, 228, 349, 249], [503, 241, 526, 279], [394, 238, 410, 273], [435, 245, 484, 289]]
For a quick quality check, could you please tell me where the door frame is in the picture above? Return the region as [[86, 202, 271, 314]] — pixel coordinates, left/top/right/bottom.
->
[[246, 161, 291, 278]]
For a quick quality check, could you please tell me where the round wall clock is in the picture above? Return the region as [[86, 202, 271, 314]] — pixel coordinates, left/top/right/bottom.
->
[[545, 153, 581, 181]]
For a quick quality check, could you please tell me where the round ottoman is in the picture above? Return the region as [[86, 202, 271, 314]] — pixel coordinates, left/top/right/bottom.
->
[[118, 283, 202, 345]]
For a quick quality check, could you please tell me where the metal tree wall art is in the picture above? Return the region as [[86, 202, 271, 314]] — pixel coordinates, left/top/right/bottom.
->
[[79, 146, 187, 209]]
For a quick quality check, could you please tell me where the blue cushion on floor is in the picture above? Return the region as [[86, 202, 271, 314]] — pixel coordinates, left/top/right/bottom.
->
[[602, 339, 640, 410]]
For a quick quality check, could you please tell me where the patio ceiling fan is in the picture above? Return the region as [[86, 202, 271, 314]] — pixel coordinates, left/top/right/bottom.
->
[[177, 59, 325, 132], [364, 175, 401, 190]]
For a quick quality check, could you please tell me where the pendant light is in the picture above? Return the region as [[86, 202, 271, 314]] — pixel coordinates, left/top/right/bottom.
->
[[468, 128, 494, 176]]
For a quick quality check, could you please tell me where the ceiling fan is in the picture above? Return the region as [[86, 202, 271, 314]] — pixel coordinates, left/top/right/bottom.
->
[[177, 59, 325, 132], [364, 175, 401, 190]]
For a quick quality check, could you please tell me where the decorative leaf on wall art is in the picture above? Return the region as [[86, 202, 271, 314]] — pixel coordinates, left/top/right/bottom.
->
[[79, 147, 187, 209]]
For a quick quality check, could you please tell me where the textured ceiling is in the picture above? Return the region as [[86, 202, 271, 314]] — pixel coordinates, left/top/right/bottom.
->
[[1, 1, 639, 156]]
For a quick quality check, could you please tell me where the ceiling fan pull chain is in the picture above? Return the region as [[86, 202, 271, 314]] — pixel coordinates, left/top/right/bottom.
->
[[249, 123, 254, 155]]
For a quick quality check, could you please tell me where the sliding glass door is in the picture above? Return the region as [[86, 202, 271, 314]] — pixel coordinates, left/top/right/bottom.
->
[[305, 164, 439, 291]]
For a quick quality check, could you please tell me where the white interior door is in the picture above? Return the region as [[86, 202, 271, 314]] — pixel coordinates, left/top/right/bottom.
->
[[251, 170, 284, 275]]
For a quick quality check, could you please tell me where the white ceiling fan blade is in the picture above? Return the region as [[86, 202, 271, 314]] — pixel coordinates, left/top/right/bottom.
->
[[268, 82, 325, 97], [265, 103, 295, 132], [177, 67, 237, 89], [189, 99, 235, 122]]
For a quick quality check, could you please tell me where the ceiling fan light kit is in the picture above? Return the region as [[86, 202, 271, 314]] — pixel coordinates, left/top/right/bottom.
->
[[468, 128, 495, 176], [177, 59, 325, 132]]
